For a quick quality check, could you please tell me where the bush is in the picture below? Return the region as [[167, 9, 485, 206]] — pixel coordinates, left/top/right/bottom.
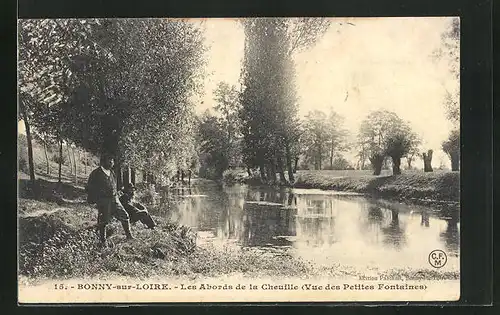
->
[[136, 184, 160, 205]]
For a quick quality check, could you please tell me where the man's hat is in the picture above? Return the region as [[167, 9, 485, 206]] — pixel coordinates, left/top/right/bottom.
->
[[123, 183, 136, 193]]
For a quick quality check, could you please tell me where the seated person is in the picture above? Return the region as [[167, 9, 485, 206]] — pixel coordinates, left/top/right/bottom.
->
[[119, 183, 156, 229]]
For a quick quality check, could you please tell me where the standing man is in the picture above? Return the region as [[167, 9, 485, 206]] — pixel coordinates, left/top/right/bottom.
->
[[86, 154, 134, 245]]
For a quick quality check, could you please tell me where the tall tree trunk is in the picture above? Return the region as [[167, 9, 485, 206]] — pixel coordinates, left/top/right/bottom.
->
[[66, 143, 72, 171], [142, 170, 147, 183], [450, 152, 459, 171], [423, 150, 434, 172], [407, 156, 412, 169], [391, 156, 401, 175], [370, 154, 384, 176], [42, 140, 50, 175], [84, 151, 87, 175], [259, 163, 267, 181], [72, 147, 78, 184], [268, 160, 277, 183], [123, 166, 130, 185], [285, 141, 294, 182], [21, 109, 36, 193], [58, 139, 63, 183], [330, 142, 334, 168], [318, 146, 322, 170], [115, 161, 122, 190], [293, 157, 299, 173], [287, 192, 294, 206], [277, 155, 287, 184], [131, 168, 136, 185]]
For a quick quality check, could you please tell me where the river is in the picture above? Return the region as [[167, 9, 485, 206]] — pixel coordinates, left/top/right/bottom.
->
[[151, 180, 460, 272]]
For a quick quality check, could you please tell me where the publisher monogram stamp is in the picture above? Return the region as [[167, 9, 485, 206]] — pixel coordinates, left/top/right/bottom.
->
[[428, 250, 448, 268]]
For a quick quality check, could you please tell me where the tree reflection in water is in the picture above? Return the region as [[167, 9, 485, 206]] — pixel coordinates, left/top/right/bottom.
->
[[156, 183, 457, 267], [242, 203, 296, 247], [361, 203, 407, 250], [421, 210, 430, 227], [216, 185, 245, 240], [294, 195, 337, 247], [381, 209, 407, 250], [440, 217, 459, 254]]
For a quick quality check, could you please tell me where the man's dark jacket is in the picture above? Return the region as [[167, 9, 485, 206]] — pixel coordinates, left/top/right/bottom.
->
[[86, 167, 118, 204]]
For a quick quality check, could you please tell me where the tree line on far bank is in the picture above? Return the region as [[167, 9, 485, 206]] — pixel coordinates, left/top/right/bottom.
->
[[18, 18, 460, 194], [197, 18, 460, 180]]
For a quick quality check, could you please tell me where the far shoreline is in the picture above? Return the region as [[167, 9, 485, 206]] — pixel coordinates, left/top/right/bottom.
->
[[220, 169, 460, 214]]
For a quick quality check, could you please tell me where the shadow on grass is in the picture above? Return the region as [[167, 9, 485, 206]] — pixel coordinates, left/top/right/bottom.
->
[[364, 175, 394, 194], [19, 178, 86, 204], [35, 171, 89, 185]]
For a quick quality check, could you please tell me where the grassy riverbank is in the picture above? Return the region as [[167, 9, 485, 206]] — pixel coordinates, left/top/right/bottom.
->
[[18, 170, 459, 284], [18, 173, 316, 282], [223, 169, 460, 207], [295, 170, 459, 203]]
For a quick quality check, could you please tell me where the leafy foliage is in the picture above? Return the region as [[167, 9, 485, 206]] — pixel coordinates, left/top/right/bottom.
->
[[433, 18, 460, 127], [239, 18, 330, 182], [301, 109, 348, 170], [19, 19, 207, 181], [441, 129, 460, 171], [358, 110, 420, 175]]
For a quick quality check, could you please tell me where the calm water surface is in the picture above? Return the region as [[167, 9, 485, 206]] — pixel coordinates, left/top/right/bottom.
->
[[152, 181, 460, 271]]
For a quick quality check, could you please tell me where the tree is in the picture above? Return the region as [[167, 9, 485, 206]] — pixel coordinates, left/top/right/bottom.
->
[[442, 129, 460, 171], [197, 111, 230, 179], [301, 109, 347, 170], [213, 82, 243, 169], [239, 18, 330, 183], [384, 123, 420, 175], [326, 109, 348, 169], [433, 18, 460, 171], [197, 81, 243, 179], [358, 110, 399, 175], [61, 19, 205, 184], [31, 132, 54, 175], [19, 19, 207, 191], [406, 142, 421, 170], [18, 19, 105, 192], [358, 110, 418, 175], [422, 149, 434, 172], [302, 110, 330, 170]]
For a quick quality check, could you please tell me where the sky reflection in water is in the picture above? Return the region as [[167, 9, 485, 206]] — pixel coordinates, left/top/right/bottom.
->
[[154, 183, 459, 271]]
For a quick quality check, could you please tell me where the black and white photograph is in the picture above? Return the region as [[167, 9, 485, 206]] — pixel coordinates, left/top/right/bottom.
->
[[18, 17, 460, 303]]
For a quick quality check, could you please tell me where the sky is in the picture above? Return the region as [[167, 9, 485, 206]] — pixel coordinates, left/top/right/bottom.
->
[[198, 17, 459, 169]]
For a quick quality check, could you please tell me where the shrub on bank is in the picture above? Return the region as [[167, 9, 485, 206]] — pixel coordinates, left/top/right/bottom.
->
[[18, 201, 197, 279], [222, 169, 249, 184]]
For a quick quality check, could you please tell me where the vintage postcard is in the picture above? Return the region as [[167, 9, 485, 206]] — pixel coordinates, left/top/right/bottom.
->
[[18, 17, 460, 303]]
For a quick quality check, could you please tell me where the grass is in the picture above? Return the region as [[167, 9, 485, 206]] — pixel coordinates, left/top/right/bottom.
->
[[294, 170, 460, 204]]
